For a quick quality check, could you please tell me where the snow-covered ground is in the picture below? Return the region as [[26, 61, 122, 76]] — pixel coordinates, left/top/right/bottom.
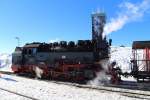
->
[[0, 89, 29, 100], [0, 74, 141, 100]]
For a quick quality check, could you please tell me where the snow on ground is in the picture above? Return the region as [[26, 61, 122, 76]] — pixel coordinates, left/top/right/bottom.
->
[[121, 76, 136, 81], [0, 74, 141, 100], [0, 89, 29, 100]]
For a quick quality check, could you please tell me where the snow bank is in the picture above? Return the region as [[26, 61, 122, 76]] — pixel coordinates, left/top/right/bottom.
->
[[0, 53, 12, 72], [110, 46, 132, 72]]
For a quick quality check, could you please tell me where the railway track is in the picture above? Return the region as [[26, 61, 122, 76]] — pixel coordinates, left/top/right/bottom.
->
[[0, 71, 39, 100], [0, 87, 39, 100], [49, 81, 150, 99], [1, 71, 150, 99]]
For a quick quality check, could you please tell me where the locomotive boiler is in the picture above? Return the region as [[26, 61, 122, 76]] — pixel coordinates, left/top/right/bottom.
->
[[11, 12, 111, 82]]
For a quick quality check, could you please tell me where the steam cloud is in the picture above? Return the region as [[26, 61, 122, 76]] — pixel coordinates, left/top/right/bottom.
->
[[104, 0, 150, 36], [34, 66, 43, 79], [88, 59, 110, 86]]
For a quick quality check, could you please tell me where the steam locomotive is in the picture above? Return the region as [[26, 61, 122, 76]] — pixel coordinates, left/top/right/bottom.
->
[[11, 12, 111, 82]]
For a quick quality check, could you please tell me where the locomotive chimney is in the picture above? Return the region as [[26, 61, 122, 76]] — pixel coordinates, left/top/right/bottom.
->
[[92, 11, 106, 41], [92, 11, 109, 61]]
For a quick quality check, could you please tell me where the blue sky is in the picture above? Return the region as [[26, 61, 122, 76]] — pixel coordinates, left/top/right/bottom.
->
[[0, 0, 150, 53]]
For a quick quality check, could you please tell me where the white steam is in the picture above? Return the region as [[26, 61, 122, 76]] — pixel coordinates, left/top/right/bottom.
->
[[88, 59, 111, 86], [34, 66, 43, 79], [104, 0, 150, 35]]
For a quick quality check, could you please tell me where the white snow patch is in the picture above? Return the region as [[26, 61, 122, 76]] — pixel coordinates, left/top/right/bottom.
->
[[0, 74, 141, 100]]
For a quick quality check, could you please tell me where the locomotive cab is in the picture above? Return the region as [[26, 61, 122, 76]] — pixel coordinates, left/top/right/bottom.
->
[[11, 47, 23, 73]]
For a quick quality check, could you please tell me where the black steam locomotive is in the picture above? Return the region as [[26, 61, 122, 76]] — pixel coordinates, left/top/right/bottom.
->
[[11, 12, 111, 82]]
